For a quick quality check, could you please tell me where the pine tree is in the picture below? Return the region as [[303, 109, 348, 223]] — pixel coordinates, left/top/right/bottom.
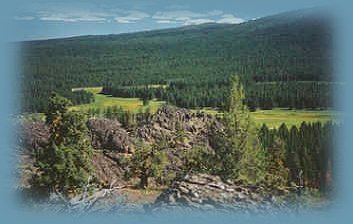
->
[[264, 137, 289, 188], [211, 75, 266, 183], [32, 94, 94, 197], [45, 92, 72, 145]]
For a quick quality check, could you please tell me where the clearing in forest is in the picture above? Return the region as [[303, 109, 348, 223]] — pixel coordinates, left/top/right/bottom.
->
[[72, 87, 338, 128]]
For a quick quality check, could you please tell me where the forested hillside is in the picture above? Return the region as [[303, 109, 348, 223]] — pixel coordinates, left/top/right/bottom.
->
[[21, 9, 332, 112]]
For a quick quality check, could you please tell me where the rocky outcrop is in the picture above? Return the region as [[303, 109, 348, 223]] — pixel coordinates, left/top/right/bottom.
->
[[19, 119, 134, 188], [153, 174, 287, 212], [92, 151, 128, 187], [20, 118, 134, 153], [137, 105, 221, 151], [18, 108, 225, 189], [136, 106, 225, 178], [87, 118, 133, 153], [19, 106, 222, 155], [18, 121, 50, 153]]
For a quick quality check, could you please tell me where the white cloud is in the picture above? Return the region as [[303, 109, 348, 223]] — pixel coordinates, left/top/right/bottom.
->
[[183, 19, 215, 26], [113, 18, 134, 24], [19, 6, 245, 27], [114, 10, 150, 24], [217, 14, 244, 24], [156, 20, 176, 24], [152, 10, 243, 26], [35, 9, 150, 23], [174, 17, 191, 21]]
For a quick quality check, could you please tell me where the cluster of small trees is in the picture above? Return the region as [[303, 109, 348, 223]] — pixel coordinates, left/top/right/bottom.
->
[[86, 105, 152, 130], [22, 79, 95, 112], [69, 90, 95, 106]]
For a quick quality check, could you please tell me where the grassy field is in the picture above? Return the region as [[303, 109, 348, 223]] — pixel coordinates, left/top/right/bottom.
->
[[69, 87, 338, 128], [251, 109, 338, 128], [70, 87, 166, 113], [194, 108, 338, 128]]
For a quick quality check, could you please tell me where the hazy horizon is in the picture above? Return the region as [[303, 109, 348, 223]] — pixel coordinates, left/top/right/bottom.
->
[[13, 0, 328, 41]]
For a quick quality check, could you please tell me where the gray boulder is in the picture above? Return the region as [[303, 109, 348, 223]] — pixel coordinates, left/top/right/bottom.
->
[[153, 173, 285, 213], [18, 121, 50, 153], [87, 118, 134, 153]]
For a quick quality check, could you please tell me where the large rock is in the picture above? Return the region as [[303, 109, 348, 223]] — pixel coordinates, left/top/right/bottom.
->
[[153, 174, 285, 212], [136, 106, 225, 178], [20, 119, 134, 153], [137, 105, 221, 151], [92, 151, 128, 187], [87, 118, 134, 153], [18, 121, 50, 153]]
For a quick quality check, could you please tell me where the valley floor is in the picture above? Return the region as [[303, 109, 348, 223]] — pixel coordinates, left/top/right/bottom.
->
[[70, 87, 339, 128]]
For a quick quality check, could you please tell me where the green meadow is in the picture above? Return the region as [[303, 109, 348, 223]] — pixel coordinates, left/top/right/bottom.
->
[[69, 87, 338, 128], [195, 108, 338, 128], [251, 109, 338, 128], [70, 87, 165, 113]]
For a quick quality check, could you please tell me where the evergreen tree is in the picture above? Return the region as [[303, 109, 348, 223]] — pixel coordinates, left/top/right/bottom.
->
[[142, 97, 150, 106], [32, 94, 94, 197], [210, 75, 266, 183], [264, 137, 289, 188], [45, 92, 72, 144]]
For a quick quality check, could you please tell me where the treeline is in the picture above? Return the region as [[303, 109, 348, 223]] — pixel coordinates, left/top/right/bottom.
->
[[68, 90, 95, 106], [247, 81, 335, 110], [20, 10, 331, 113], [102, 80, 337, 110], [22, 83, 95, 112], [258, 122, 335, 192]]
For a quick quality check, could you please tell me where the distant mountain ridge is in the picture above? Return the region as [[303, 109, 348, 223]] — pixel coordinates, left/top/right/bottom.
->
[[24, 8, 330, 42]]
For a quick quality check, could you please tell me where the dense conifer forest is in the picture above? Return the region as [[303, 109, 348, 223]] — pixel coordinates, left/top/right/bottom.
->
[[20, 10, 333, 112], [102, 80, 336, 110], [258, 122, 335, 192]]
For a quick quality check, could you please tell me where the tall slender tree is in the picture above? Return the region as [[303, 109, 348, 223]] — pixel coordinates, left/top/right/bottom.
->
[[211, 75, 266, 183]]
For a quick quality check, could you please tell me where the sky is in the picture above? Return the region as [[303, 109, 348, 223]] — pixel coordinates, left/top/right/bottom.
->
[[12, 0, 330, 41]]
